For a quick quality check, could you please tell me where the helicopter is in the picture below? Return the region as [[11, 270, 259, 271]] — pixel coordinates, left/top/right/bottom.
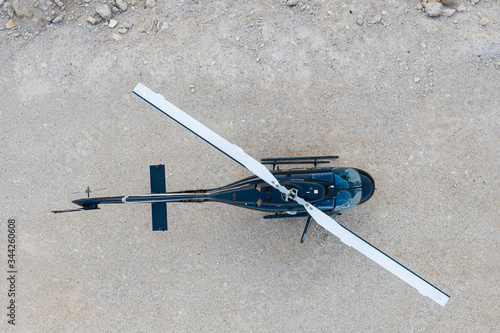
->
[[53, 83, 449, 307]]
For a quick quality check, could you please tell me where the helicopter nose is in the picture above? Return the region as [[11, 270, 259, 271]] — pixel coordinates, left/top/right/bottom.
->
[[357, 169, 375, 203]]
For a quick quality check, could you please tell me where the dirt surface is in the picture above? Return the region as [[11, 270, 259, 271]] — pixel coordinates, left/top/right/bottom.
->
[[1, 0, 499, 331]]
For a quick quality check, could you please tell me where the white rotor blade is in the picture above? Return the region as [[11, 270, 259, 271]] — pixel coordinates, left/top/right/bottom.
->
[[294, 196, 449, 307], [133, 83, 287, 193]]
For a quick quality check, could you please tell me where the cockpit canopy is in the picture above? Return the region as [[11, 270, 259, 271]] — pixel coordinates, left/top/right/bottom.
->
[[333, 168, 374, 210]]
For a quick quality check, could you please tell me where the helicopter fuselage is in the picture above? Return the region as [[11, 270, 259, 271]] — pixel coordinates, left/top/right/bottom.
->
[[72, 167, 375, 214]]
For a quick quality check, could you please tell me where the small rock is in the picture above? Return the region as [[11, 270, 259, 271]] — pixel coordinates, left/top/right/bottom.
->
[[118, 28, 127, 34], [96, 4, 112, 20], [370, 14, 382, 24], [52, 15, 63, 23], [145, 0, 156, 8], [356, 18, 364, 26], [471, 0, 480, 5], [443, 8, 456, 17], [112, 6, 119, 13], [420, 42, 426, 48], [54, 0, 63, 8], [414, 77, 421, 83], [479, 17, 488, 26], [285, 0, 298, 6], [116, 0, 127, 11], [425, 2, 442, 17], [161, 21, 168, 30], [12, 0, 34, 18], [112, 33, 122, 41], [87, 15, 102, 25], [190, 85, 195, 93], [0, 0, 5, 6], [6, 20, 16, 29], [416, 3, 423, 10], [345, 24, 350, 30], [124, 22, 133, 29], [109, 19, 118, 28], [441, 0, 457, 6], [149, 18, 157, 31], [457, 4, 466, 12]]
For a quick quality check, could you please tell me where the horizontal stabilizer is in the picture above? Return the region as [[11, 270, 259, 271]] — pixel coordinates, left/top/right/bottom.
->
[[150, 164, 167, 231]]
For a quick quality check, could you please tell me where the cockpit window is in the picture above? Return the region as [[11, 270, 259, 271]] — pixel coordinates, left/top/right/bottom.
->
[[333, 168, 362, 189], [333, 168, 362, 210], [334, 188, 362, 210]]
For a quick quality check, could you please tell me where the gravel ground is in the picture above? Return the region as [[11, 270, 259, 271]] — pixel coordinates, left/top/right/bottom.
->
[[1, 0, 499, 331]]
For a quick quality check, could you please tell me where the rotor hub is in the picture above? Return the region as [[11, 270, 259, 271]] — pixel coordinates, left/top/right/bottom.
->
[[281, 186, 298, 202]]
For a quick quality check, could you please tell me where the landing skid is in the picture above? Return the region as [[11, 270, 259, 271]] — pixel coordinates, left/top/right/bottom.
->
[[263, 210, 341, 243], [261, 155, 339, 170]]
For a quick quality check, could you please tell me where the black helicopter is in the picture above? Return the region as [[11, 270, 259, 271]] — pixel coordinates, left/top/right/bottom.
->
[[53, 83, 449, 306], [64, 159, 374, 243]]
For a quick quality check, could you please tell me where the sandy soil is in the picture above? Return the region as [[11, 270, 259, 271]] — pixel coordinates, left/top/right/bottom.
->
[[1, 0, 499, 331]]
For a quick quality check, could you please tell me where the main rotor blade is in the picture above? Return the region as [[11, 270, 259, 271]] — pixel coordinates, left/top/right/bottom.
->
[[134, 83, 449, 306], [294, 196, 450, 307], [133, 83, 287, 193]]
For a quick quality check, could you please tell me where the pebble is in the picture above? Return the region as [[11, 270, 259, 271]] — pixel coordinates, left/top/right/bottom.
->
[[285, 0, 298, 6], [6, 20, 16, 29], [116, 0, 127, 11], [118, 28, 127, 34], [87, 15, 101, 25], [425, 2, 442, 17], [356, 18, 364, 26], [457, 4, 466, 12], [479, 17, 488, 26], [52, 15, 63, 23], [471, 0, 480, 4], [0, 0, 4, 6], [112, 33, 122, 41], [54, 0, 63, 8], [414, 77, 421, 83], [442, 8, 456, 17], [370, 14, 382, 24], [124, 22, 133, 29], [190, 85, 195, 93], [12, 0, 34, 18], [441, 0, 457, 6], [96, 4, 112, 20], [146, 0, 156, 8], [149, 18, 157, 31], [109, 19, 118, 28]]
